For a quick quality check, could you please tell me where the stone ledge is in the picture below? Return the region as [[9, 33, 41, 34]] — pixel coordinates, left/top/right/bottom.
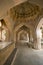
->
[[0, 42, 15, 65]]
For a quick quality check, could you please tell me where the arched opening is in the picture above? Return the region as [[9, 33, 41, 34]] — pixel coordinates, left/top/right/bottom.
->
[[14, 22, 34, 48], [0, 19, 11, 50], [0, 19, 7, 42], [16, 25, 30, 47], [36, 18, 43, 49], [0, 19, 10, 42], [18, 30, 29, 41], [17, 30, 29, 46]]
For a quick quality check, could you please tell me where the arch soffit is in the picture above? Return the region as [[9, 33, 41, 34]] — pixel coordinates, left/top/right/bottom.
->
[[14, 22, 33, 32]]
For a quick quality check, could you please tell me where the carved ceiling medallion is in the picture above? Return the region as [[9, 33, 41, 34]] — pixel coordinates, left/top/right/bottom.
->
[[9, 1, 41, 20]]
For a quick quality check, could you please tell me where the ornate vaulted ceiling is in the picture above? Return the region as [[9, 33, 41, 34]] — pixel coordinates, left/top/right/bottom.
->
[[9, 1, 41, 20], [0, 0, 43, 18]]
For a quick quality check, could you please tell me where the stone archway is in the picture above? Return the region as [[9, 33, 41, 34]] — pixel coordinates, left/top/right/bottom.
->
[[18, 30, 29, 42], [14, 21, 36, 48], [17, 30, 29, 46], [36, 18, 43, 49], [16, 25, 30, 46]]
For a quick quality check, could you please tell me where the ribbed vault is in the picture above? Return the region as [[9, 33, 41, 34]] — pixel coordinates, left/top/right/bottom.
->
[[9, 1, 41, 20]]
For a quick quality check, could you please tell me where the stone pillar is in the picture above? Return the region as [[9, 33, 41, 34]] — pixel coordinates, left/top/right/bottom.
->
[[30, 30, 33, 42], [33, 29, 41, 50], [32, 29, 38, 49], [14, 31, 16, 45], [37, 37, 41, 49], [36, 29, 41, 50]]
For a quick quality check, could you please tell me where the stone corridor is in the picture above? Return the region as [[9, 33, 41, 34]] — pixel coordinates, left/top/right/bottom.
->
[[12, 46, 43, 65], [0, 0, 43, 65]]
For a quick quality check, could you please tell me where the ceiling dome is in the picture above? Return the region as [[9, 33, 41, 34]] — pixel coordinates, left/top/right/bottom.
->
[[9, 1, 41, 20]]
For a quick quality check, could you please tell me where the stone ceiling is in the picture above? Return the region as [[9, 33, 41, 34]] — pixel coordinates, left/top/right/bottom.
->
[[0, 0, 43, 18], [8, 1, 43, 31], [9, 1, 41, 20], [10, 1, 41, 19], [0, 0, 43, 30]]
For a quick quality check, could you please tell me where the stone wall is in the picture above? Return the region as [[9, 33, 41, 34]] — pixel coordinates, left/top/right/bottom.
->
[[0, 43, 15, 65]]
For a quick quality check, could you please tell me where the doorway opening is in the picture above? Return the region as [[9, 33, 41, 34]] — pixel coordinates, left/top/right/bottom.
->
[[36, 18, 43, 49], [16, 25, 30, 47]]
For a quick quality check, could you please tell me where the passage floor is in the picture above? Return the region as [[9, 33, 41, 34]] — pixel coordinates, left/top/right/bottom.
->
[[13, 46, 43, 65]]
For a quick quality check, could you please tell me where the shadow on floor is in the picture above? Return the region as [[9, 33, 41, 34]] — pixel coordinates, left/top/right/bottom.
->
[[3, 48, 17, 65]]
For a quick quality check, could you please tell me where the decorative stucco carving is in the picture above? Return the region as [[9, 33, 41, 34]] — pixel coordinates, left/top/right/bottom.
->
[[10, 1, 41, 20]]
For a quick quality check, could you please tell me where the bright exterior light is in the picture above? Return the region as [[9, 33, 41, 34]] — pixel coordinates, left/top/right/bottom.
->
[[36, 29, 42, 38], [2, 30, 6, 41], [0, 22, 2, 27]]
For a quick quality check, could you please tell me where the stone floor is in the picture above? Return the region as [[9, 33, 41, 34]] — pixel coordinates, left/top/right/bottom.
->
[[12, 46, 43, 65]]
